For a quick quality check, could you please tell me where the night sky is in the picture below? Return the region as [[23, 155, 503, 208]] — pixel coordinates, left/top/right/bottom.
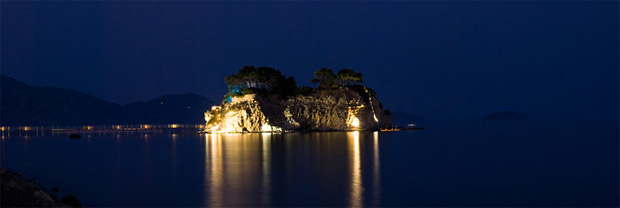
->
[[2, 1, 618, 120]]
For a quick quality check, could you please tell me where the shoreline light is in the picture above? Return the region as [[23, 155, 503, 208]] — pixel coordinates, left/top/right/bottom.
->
[[351, 117, 360, 128]]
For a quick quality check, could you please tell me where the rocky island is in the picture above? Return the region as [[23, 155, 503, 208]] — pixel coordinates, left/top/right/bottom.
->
[[204, 66, 392, 133]]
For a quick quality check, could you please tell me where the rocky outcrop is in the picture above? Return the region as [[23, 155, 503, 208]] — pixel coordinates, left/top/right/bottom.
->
[[204, 89, 392, 133], [1, 168, 80, 207]]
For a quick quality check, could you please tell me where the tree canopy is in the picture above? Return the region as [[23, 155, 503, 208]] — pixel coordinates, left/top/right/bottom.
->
[[311, 68, 363, 89], [337, 68, 363, 87], [223, 66, 366, 99], [224, 66, 297, 96], [310, 68, 338, 89]]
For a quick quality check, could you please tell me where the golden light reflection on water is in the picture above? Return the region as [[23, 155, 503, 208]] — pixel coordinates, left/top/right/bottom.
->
[[348, 131, 363, 208], [171, 134, 178, 180], [201, 132, 380, 207], [373, 131, 381, 206], [206, 134, 223, 207], [204, 133, 270, 207], [261, 133, 272, 207]]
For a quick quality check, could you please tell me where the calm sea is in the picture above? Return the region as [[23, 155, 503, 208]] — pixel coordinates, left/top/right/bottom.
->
[[1, 121, 618, 207]]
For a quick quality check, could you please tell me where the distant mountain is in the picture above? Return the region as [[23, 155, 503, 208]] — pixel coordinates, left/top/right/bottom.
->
[[482, 111, 529, 121], [0, 75, 214, 126], [1, 75, 122, 126], [391, 111, 424, 126], [123, 93, 214, 124]]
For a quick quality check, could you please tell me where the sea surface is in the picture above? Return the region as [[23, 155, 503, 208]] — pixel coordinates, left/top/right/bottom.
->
[[1, 121, 618, 207]]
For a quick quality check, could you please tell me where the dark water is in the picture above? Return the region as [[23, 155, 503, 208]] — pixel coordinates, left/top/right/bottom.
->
[[1, 121, 618, 207]]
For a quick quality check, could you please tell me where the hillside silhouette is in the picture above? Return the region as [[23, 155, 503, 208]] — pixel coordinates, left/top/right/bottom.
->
[[0, 75, 214, 126]]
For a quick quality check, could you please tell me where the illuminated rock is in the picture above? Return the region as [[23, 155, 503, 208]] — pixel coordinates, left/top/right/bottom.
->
[[204, 90, 392, 133]]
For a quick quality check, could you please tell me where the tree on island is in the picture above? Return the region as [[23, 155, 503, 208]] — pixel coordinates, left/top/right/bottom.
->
[[311, 68, 363, 89], [336, 68, 363, 87], [310, 68, 338, 89], [223, 66, 366, 101], [224, 66, 297, 97]]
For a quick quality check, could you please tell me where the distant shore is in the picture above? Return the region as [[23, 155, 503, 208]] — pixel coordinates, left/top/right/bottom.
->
[[0, 124, 204, 137], [1, 123, 427, 137]]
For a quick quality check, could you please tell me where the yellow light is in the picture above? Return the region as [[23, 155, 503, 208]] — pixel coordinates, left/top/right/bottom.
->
[[23, 126, 30, 131], [143, 124, 150, 129], [210, 125, 220, 132], [1, 126, 4, 131], [351, 117, 360, 128], [169, 124, 179, 129], [86, 126, 93, 130], [261, 123, 282, 132], [205, 112, 211, 123], [261, 124, 272, 132], [115, 125, 122, 130]]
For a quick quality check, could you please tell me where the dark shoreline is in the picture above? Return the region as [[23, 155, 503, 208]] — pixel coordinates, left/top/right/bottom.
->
[[0, 168, 81, 207]]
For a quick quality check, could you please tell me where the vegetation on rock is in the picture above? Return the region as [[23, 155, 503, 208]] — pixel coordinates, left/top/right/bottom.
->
[[207, 66, 392, 132], [224, 66, 369, 98], [310, 68, 363, 89], [224, 66, 297, 97]]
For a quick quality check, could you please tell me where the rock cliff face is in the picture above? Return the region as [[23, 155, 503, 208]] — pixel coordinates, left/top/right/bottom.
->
[[204, 89, 391, 133]]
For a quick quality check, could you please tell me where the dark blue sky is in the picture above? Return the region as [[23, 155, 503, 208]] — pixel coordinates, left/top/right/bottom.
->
[[2, 1, 618, 120]]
